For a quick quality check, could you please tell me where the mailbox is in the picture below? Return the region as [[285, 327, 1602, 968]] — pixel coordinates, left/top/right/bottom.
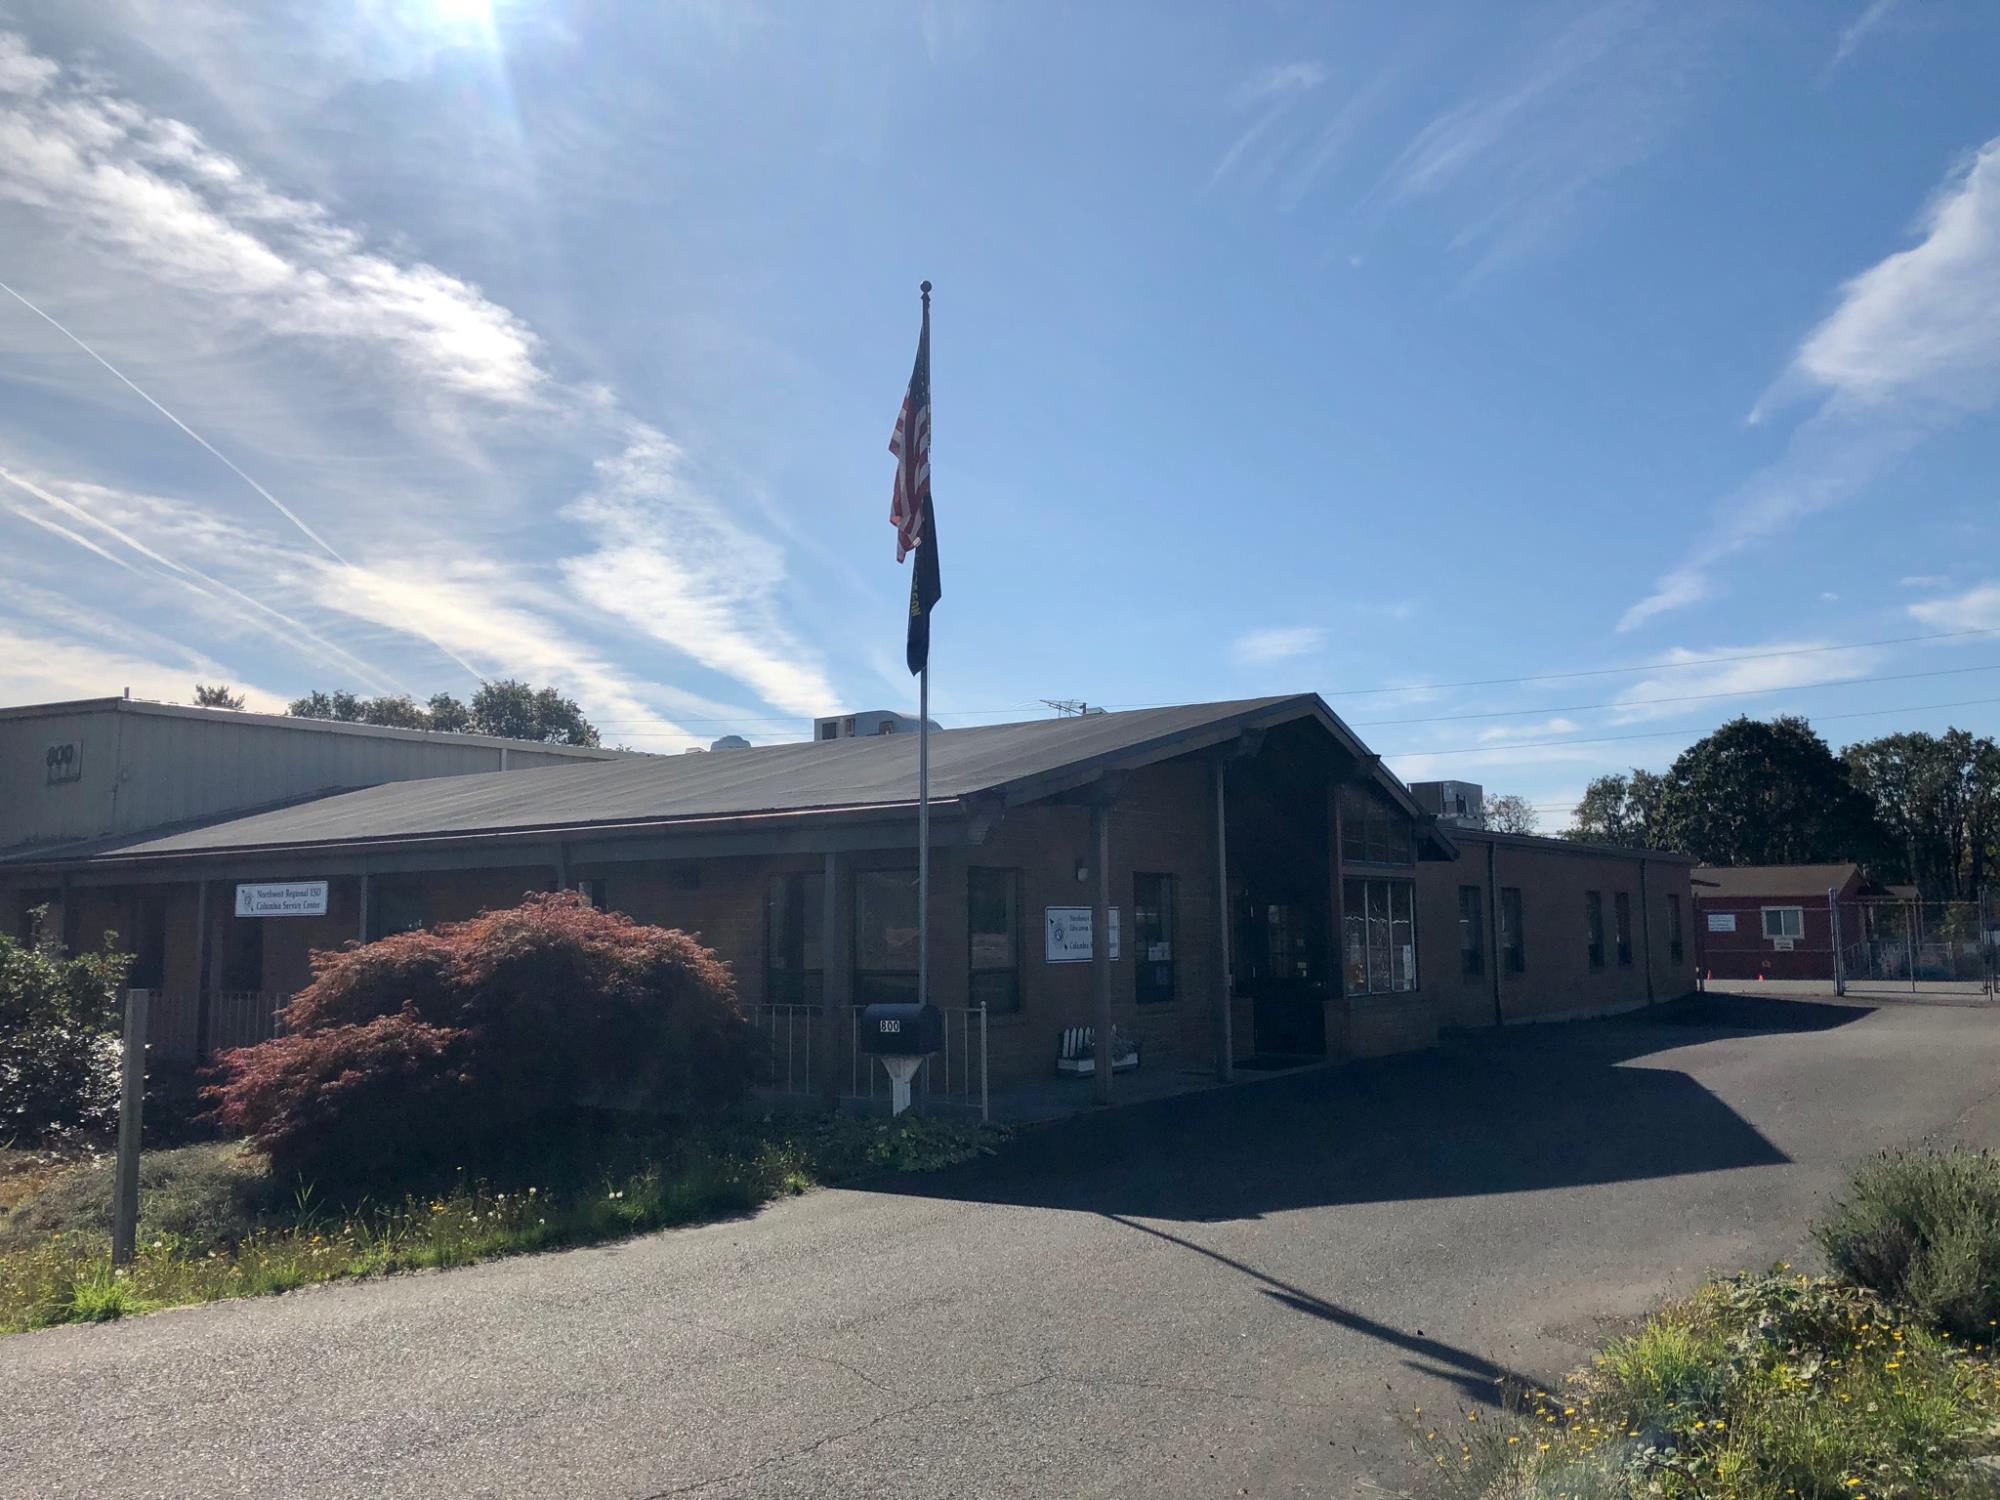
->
[[858, 1002, 943, 1057]]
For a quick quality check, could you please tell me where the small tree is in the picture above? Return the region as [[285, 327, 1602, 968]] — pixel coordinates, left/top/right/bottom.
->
[[204, 894, 756, 1184], [193, 683, 246, 710], [1566, 769, 1667, 848], [1481, 793, 1540, 835], [0, 916, 131, 1141]]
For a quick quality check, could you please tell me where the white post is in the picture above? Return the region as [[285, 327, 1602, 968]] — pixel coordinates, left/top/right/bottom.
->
[[979, 999, 989, 1123], [111, 988, 149, 1267], [918, 666, 930, 1007]]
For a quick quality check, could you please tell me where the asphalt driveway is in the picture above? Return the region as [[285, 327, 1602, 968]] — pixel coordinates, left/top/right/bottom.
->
[[9, 992, 2000, 1499]]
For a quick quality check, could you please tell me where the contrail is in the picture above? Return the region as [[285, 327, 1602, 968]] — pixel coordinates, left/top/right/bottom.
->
[[0, 278, 348, 564], [0, 278, 486, 682], [0, 465, 402, 694]]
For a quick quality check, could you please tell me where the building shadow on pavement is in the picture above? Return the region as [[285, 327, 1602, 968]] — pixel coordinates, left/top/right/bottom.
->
[[885, 991, 1874, 1225]]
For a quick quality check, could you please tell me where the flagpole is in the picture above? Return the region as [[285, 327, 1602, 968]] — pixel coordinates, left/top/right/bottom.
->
[[917, 279, 932, 1012]]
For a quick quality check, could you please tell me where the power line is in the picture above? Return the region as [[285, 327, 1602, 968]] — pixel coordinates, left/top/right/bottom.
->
[[584, 626, 2000, 732], [1348, 659, 2000, 727], [1384, 693, 2000, 761]]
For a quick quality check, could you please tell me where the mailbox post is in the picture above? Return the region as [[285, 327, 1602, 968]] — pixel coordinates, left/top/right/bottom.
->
[[857, 1002, 944, 1117]]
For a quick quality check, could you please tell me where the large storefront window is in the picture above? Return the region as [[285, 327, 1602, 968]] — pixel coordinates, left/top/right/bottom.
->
[[1133, 873, 1176, 1005], [1343, 877, 1416, 996], [967, 868, 1021, 1014], [766, 872, 823, 1007], [1339, 786, 1414, 866], [854, 868, 919, 1005]]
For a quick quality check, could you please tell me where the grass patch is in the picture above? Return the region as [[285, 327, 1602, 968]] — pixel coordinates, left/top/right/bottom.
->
[[0, 1113, 1002, 1334], [1413, 1272, 2000, 1499]]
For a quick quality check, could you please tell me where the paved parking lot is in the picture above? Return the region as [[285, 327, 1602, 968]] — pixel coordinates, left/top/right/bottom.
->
[[9, 992, 2000, 1499]]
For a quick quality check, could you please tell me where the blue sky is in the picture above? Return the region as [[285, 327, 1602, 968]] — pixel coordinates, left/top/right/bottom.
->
[[2, 1, 1998, 829]]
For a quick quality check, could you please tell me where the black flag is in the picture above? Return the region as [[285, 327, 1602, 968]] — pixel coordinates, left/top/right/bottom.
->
[[890, 288, 939, 674]]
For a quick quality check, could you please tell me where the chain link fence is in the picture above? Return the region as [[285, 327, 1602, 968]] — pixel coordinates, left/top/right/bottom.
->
[[1833, 892, 1999, 999]]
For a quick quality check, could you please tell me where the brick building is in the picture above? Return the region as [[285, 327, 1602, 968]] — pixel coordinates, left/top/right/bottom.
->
[[1690, 863, 1869, 981], [3, 693, 1695, 1101]]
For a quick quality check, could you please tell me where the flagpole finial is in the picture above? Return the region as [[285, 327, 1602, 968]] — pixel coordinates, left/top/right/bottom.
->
[[920, 280, 932, 302]]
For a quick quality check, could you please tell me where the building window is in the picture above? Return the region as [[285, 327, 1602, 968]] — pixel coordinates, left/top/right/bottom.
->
[[1667, 893, 1684, 964], [1614, 891, 1633, 967], [1585, 891, 1605, 971], [127, 890, 168, 991], [1500, 887, 1525, 974], [1133, 873, 1176, 1005], [1762, 906, 1805, 940], [375, 881, 426, 937], [220, 913, 264, 992], [1339, 786, 1414, 866], [1343, 877, 1417, 996], [1457, 885, 1485, 980], [854, 868, 919, 1004], [818, 722, 838, 741], [968, 868, 1021, 1014], [767, 871, 824, 1007]]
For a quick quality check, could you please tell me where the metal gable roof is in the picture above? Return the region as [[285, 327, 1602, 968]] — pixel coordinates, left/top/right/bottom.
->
[[4, 693, 1447, 868]]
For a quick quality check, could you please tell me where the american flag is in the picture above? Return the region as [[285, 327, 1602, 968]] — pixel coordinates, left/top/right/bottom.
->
[[891, 286, 940, 676], [888, 302, 931, 561]]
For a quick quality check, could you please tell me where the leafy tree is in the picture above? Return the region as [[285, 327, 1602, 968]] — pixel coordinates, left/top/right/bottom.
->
[[192, 683, 246, 710], [287, 689, 366, 722], [1480, 793, 1540, 835], [0, 914, 131, 1141], [1843, 729, 2000, 900], [467, 679, 600, 747], [1652, 715, 1882, 867], [359, 694, 429, 730], [1566, 769, 1667, 848], [203, 893, 755, 1184], [425, 692, 472, 733], [285, 681, 599, 746]]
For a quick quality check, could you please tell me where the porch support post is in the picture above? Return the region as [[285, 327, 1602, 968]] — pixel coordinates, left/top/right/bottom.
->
[[1091, 801, 1114, 1105], [192, 880, 213, 1060], [357, 872, 373, 944], [1212, 757, 1233, 1082], [1638, 858, 1654, 1004], [820, 851, 849, 1108]]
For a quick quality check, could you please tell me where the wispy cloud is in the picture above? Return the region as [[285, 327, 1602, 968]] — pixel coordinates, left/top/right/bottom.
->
[[1610, 641, 1887, 720], [1476, 715, 1580, 743], [0, 35, 545, 411], [1910, 582, 2000, 633], [1209, 59, 1327, 192], [1622, 137, 2000, 631], [1377, 0, 1714, 270], [1232, 625, 1326, 667], [0, 30, 840, 740], [1827, 0, 1902, 75], [558, 426, 840, 721]]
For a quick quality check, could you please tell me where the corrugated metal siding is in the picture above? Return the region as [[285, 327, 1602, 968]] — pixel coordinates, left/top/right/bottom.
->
[[0, 708, 121, 849], [0, 705, 622, 851]]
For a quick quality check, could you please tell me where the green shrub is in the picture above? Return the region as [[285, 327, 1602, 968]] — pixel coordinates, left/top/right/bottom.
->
[[203, 893, 761, 1188], [1817, 1148, 2000, 1338], [0, 916, 130, 1142]]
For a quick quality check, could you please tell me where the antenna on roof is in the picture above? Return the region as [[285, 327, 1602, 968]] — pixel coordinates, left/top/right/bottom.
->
[[1041, 698, 1105, 717]]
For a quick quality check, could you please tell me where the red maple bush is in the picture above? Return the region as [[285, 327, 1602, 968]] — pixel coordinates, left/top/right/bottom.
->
[[204, 892, 758, 1183]]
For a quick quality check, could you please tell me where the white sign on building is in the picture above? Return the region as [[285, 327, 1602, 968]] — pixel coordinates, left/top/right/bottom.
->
[[1706, 912, 1737, 933], [1045, 906, 1121, 963], [235, 881, 329, 918]]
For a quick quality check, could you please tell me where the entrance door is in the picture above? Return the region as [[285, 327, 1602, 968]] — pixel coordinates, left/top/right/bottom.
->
[[1240, 895, 1327, 1056]]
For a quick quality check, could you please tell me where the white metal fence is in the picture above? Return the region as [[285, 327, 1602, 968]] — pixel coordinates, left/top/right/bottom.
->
[[744, 1002, 990, 1120], [141, 990, 287, 1062]]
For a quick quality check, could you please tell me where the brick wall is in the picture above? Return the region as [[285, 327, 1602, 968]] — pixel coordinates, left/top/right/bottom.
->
[[1417, 834, 1695, 1027]]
